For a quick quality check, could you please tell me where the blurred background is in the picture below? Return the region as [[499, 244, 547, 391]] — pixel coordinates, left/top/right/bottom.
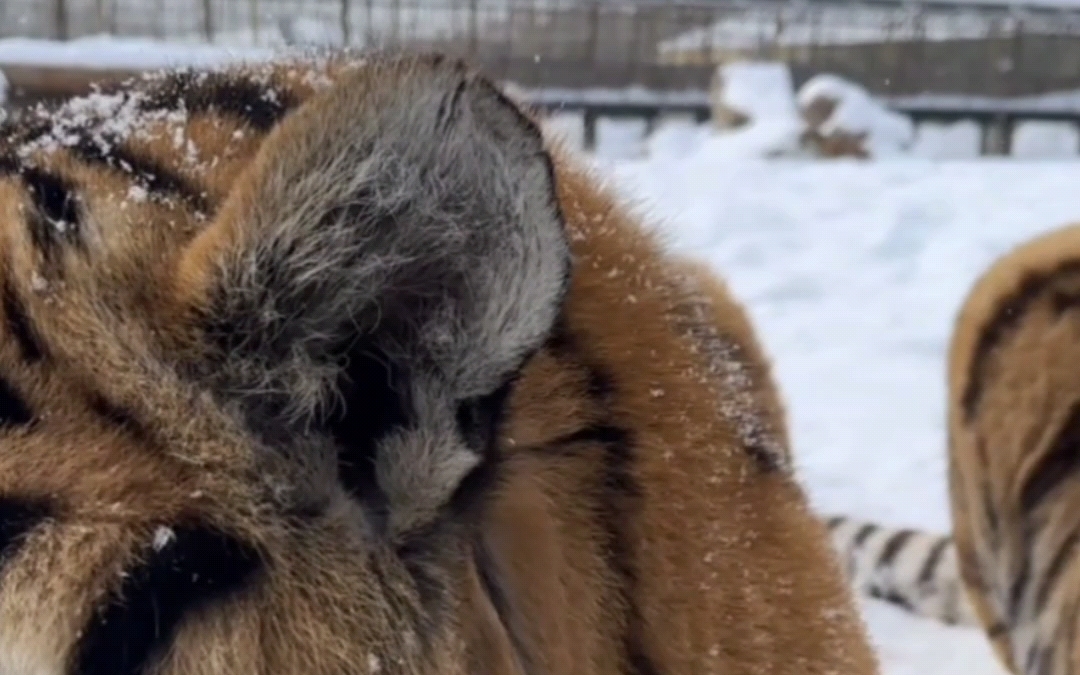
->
[[6, 0, 1080, 158], [4, 2, 1079, 674]]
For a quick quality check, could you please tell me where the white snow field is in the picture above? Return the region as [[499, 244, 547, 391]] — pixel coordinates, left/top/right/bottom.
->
[[596, 147, 1080, 675]]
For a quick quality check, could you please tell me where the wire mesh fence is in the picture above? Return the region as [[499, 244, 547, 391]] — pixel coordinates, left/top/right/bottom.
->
[[5, 0, 1080, 95]]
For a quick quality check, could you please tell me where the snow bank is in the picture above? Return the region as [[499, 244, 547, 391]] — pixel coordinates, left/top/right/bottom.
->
[[705, 61, 805, 158], [797, 74, 915, 158], [1013, 120, 1080, 158], [705, 66, 917, 160], [712, 61, 800, 124], [0, 35, 273, 70], [911, 120, 982, 160]]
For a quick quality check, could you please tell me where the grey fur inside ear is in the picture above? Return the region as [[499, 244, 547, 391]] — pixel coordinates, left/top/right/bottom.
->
[[198, 55, 570, 533]]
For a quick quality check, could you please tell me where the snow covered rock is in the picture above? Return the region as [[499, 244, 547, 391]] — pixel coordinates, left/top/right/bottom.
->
[[796, 74, 915, 159]]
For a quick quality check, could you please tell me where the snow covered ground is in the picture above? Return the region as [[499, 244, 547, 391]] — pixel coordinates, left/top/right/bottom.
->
[[585, 135, 1080, 674]]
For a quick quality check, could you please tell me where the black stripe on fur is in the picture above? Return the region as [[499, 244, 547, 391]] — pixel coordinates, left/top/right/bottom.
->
[[876, 529, 915, 568], [547, 326, 664, 675], [1033, 527, 1080, 616], [0, 158, 83, 268], [0, 497, 51, 566], [0, 376, 33, 428], [19, 166, 84, 264], [89, 393, 154, 446], [917, 536, 952, 585], [963, 260, 1080, 421], [68, 135, 211, 215], [1020, 400, 1080, 512], [141, 70, 298, 132], [853, 523, 878, 548], [2, 279, 47, 363], [72, 525, 261, 675]]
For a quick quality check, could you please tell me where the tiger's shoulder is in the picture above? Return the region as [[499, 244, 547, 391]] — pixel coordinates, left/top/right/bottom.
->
[[0, 52, 879, 675]]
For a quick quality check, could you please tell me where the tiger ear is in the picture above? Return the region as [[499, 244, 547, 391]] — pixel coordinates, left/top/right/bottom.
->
[[176, 56, 570, 533]]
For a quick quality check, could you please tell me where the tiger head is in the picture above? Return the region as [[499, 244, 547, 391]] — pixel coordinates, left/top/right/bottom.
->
[[0, 54, 567, 675]]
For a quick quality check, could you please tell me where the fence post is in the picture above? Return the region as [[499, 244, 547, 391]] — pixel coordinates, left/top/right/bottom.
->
[[54, 0, 69, 40], [583, 108, 598, 151], [203, 0, 215, 42], [980, 113, 1014, 156], [341, 0, 351, 46]]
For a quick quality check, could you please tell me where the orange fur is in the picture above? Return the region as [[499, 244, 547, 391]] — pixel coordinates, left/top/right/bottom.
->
[[0, 53, 878, 675], [948, 223, 1080, 674]]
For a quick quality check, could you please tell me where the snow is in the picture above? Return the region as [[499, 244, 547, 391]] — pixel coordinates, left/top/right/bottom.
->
[[884, 89, 1080, 114], [716, 61, 800, 122], [590, 123, 1080, 673], [911, 120, 982, 159], [657, 3, 1067, 58], [0, 35, 273, 70], [645, 115, 709, 161], [798, 73, 916, 157], [596, 117, 650, 161], [699, 61, 807, 158], [512, 84, 709, 108], [1012, 120, 1080, 157]]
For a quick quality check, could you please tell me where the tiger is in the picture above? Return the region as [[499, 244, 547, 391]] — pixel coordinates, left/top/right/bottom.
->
[[824, 515, 979, 628], [0, 52, 880, 675], [821, 222, 1080, 675]]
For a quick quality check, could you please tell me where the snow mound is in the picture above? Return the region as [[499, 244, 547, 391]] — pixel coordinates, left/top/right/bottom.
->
[[712, 61, 801, 126], [797, 74, 915, 158], [703, 61, 805, 158]]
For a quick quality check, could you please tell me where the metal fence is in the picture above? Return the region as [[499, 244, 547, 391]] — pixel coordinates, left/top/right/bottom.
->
[[5, 0, 1080, 95]]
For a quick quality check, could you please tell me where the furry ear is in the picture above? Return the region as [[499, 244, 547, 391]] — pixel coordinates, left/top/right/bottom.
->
[[177, 55, 570, 535]]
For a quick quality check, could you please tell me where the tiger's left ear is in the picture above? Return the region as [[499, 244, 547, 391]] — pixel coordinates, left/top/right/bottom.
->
[[174, 55, 570, 532]]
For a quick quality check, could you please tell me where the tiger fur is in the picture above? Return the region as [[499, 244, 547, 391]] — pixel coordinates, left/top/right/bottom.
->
[[946, 222, 1080, 675], [824, 515, 979, 627], [0, 52, 880, 675], [821, 222, 1080, 674]]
